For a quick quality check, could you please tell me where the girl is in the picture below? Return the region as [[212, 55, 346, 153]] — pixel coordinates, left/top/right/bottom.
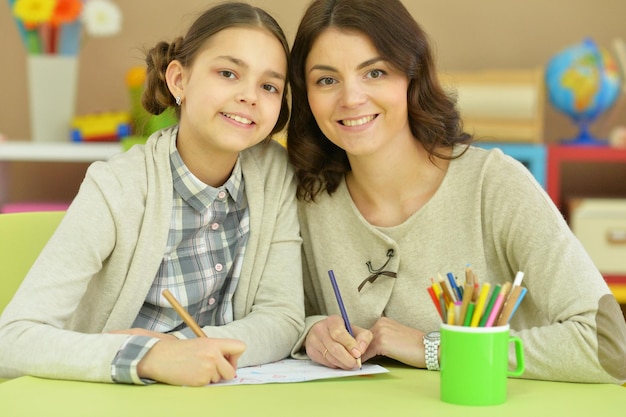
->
[[287, 0, 626, 384], [0, 2, 303, 386]]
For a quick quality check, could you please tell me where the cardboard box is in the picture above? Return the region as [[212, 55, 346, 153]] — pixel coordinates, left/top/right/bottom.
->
[[571, 199, 626, 275]]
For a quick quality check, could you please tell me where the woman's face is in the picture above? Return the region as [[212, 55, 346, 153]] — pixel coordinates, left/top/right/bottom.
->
[[304, 28, 412, 158]]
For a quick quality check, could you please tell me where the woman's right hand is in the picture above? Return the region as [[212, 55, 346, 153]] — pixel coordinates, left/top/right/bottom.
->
[[305, 315, 372, 370], [137, 337, 246, 386]]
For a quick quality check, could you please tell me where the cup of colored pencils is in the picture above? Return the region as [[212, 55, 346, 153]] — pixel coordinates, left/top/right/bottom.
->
[[427, 268, 527, 327]]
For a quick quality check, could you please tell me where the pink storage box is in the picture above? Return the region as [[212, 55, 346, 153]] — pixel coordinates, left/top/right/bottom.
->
[[1, 202, 70, 213]]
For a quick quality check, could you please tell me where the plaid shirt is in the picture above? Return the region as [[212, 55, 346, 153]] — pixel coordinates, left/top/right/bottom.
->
[[111, 140, 250, 384]]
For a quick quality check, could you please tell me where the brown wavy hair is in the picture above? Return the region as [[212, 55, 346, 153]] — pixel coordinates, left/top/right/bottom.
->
[[287, 0, 472, 201], [142, 2, 290, 137]]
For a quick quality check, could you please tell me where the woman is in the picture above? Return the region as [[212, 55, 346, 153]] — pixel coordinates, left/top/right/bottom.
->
[[0, 2, 303, 386], [287, 0, 626, 384]]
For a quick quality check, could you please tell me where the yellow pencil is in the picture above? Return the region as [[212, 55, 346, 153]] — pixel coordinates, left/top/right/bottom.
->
[[162, 289, 206, 338], [447, 301, 456, 325], [470, 283, 491, 327], [430, 278, 443, 301]]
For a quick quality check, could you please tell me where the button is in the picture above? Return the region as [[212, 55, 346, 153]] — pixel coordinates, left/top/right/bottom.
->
[[211, 222, 219, 230], [215, 263, 223, 272], [217, 191, 227, 199], [208, 297, 216, 305]]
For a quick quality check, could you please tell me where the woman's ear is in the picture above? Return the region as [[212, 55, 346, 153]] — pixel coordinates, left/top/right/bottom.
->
[[165, 60, 185, 102]]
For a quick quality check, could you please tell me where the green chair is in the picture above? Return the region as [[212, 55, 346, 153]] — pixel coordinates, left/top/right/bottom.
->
[[0, 211, 65, 314], [0, 211, 65, 383]]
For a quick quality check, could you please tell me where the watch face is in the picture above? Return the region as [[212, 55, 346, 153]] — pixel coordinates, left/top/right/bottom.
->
[[426, 331, 440, 341]]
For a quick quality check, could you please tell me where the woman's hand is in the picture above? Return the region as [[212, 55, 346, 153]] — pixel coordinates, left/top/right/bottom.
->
[[137, 337, 246, 386], [361, 316, 425, 367], [305, 315, 372, 370]]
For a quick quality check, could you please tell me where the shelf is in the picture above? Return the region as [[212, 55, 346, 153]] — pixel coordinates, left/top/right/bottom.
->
[[0, 141, 124, 210], [605, 276, 626, 304], [477, 143, 546, 188], [0, 141, 122, 162], [546, 145, 626, 211]]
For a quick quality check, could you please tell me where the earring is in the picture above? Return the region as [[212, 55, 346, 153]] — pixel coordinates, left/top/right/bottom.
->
[[175, 96, 182, 106]]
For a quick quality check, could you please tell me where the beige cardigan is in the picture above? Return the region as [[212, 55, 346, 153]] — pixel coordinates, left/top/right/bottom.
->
[[0, 127, 304, 382], [292, 146, 626, 384]]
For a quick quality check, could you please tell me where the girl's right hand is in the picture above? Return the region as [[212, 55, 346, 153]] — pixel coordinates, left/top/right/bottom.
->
[[305, 315, 372, 370], [137, 337, 246, 386]]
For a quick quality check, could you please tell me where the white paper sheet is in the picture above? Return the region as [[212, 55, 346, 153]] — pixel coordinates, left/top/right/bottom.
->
[[212, 359, 388, 386]]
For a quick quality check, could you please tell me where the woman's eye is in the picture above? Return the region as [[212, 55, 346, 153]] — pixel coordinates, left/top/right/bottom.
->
[[367, 69, 385, 79], [316, 77, 336, 86]]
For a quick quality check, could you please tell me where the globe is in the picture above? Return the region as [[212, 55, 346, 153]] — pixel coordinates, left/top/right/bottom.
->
[[545, 38, 622, 145]]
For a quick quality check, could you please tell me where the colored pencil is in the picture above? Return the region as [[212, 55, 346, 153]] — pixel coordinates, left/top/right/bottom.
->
[[447, 272, 463, 301], [438, 273, 456, 304], [485, 282, 511, 327], [496, 285, 523, 326], [479, 284, 502, 327], [458, 282, 474, 326], [427, 286, 443, 319], [447, 302, 456, 325], [328, 270, 362, 369], [470, 283, 491, 327], [463, 302, 475, 326], [162, 289, 206, 338]]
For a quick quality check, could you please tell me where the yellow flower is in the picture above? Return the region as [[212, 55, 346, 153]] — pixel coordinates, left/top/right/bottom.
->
[[12, 0, 56, 27]]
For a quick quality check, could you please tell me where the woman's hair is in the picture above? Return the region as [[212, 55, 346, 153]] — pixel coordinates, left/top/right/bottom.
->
[[142, 2, 290, 136], [287, 0, 472, 201]]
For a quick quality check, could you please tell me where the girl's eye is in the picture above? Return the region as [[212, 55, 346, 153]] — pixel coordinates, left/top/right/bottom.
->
[[262, 84, 279, 94], [367, 69, 386, 79], [219, 70, 236, 79], [316, 76, 336, 86]]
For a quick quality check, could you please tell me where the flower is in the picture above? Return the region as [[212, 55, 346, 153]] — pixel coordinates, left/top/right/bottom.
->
[[82, 0, 122, 37], [12, 0, 56, 27], [52, 0, 82, 26], [9, 0, 122, 55]]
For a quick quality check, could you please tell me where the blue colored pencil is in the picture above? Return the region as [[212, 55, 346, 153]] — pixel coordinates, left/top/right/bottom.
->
[[328, 270, 362, 369], [447, 272, 463, 301]]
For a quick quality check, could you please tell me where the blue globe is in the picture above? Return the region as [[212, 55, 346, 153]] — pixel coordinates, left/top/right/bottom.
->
[[545, 38, 622, 145]]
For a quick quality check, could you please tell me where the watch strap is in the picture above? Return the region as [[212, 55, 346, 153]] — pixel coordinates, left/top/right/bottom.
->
[[424, 332, 440, 371]]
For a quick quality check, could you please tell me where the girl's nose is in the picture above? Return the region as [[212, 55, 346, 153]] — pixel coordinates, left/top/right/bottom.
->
[[235, 81, 258, 106]]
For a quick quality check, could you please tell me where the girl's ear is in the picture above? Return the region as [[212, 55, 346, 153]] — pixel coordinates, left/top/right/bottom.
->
[[166, 60, 185, 101]]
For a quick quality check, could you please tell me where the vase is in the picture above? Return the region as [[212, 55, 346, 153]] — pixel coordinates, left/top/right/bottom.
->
[[27, 55, 79, 142]]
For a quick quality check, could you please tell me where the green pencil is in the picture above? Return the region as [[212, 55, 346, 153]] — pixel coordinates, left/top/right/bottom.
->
[[479, 284, 502, 327]]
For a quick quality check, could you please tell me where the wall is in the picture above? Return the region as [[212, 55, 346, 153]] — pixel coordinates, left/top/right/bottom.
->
[[1, 0, 626, 204], [2, 0, 626, 142]]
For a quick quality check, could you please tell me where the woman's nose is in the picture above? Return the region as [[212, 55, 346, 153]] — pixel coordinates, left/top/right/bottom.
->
[[340, 80, 366, 107]]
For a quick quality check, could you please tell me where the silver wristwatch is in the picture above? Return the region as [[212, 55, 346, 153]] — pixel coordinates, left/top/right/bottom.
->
[[424, 331, 440, 371]]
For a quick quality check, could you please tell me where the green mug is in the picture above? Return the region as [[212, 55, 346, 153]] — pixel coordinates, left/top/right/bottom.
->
[[440, 323, 524, 406]]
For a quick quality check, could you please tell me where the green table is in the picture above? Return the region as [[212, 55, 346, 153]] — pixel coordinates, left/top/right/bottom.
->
[[1, 363, 624, 417]]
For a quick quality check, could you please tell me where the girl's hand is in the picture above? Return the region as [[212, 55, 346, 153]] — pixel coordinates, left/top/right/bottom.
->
[[361, 316, 425, 367], [137, 337, 246, 386], [108, 328, 177, 341], [305, 315, 372, 369]]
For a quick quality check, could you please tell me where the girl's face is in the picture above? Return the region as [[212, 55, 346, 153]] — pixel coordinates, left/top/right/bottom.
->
[[305, 28, 412, 158], [175, 27, 286, 156]]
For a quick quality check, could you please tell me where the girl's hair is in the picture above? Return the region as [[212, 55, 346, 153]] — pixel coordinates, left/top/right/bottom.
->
[[287, 0, 472, 201], [142, 2, 290, 136]]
